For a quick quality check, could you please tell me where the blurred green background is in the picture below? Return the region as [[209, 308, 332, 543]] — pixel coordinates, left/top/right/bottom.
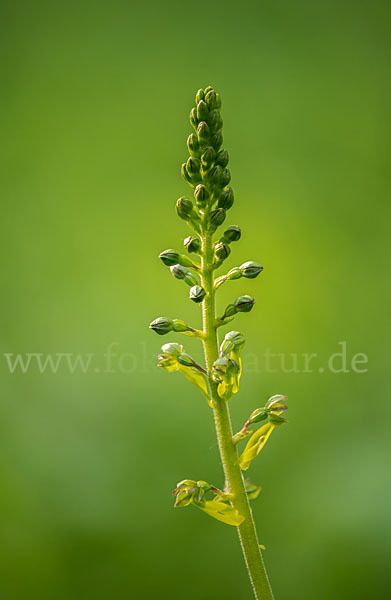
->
[[0, 0, 390, 598]]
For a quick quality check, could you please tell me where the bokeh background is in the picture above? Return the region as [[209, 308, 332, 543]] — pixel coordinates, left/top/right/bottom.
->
[[1, 1, 390, 598]]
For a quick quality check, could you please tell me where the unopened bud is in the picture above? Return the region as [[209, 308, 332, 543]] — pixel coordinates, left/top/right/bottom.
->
[[208, 165, 223, 187], [221, 303, 237, 319], [210, 130, 223, 150], [216, 149, 229, 168], [234, 295, 255, 313], [176, 197, 193, 219], [201, 146, 216, 170], [170, 264, 197, 286], [177, 352, 195, 367], [181, 162, 193, 186], [218, 187, 234, 210], [184, 236, 201, 254], [214, 241, 231, 261], [205, 90, 217, 109], [223, 225, 241, 243], [215, 92, 222, 108], [240, 261, 263, 279], [226, 267, 242, 280], [159, 249, 180, 266], [187, 133, 199, 155], [195, 89, 204, 104], [208, 208, 226, 231], [248, 408, 268, 424], [190, 108, 198, 130], [172, 319, 190, 333], [189, 285, 206, 303], [186, 157, 201, 180], [194, 184, 209, 208], [208, 109, 220, 131], [159, 248, 194, 268], [196, 100, 209, 120], [197, 121, 210, 143], [149, 317, 172, 335], [221, 168, 231, 187]]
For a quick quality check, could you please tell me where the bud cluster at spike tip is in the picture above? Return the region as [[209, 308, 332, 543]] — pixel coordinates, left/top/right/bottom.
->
[[179, 86, 236, 233]]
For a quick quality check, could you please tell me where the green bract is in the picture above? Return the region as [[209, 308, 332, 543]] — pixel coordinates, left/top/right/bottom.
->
[[149, 86, 287, 600]]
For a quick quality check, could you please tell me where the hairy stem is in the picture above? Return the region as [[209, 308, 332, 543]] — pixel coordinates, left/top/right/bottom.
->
[[200, 229, 274, 600]]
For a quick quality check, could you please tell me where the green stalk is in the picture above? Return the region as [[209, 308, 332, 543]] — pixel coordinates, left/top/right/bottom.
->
[[200, 229, 274, 600]]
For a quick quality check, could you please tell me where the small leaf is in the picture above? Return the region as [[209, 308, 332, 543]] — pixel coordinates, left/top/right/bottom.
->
[[238, 423, 275, 470]]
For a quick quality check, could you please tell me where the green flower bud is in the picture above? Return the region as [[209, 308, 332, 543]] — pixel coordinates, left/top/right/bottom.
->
[[205, 90, 217, 109], [190, 107, 198, 130], [234, 295, 255, 313], [201, 147, 216, 170], [170, 264, 187, 279], [187, 133, 199, 155], [194, 183, 209, 208], [226, 267, 242, 280], [208, 109, 221, 131], [222, 303, 237, 319], [208, 208, 226, 231], [248, 408, 268, 424], [195, 89, 204, 104], [176, 197, 193, 219], [216, 149, 229, 168], [196, 100, 209, 120], [218, 187, 234, 210], [197, 121, 210, 143], [170, 264, 197, 286], [240, 261, 263, 279], [204, 85, 214, 95], [159, 249, 180, 266], [177, 352, 196, 367], [172, 319, 190, 333], [208, 165, 223, 187], [181, 162, 193, 186], [149, 317, 173, 335], [184, 272, 198, 286], [220, 331, 246, 354], [214, 241, 231, 261], [223, 225, 241, 243], [215, 92, 222, 109], [186, 157, 201, 179], [210, 130, 223, 150], [221, 168, 231, 187], [189, 285, 206, 303], [184, 236, 201, 254]]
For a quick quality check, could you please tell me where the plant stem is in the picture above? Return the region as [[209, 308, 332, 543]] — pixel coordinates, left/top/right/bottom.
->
[[200, 229, 275, 600]]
